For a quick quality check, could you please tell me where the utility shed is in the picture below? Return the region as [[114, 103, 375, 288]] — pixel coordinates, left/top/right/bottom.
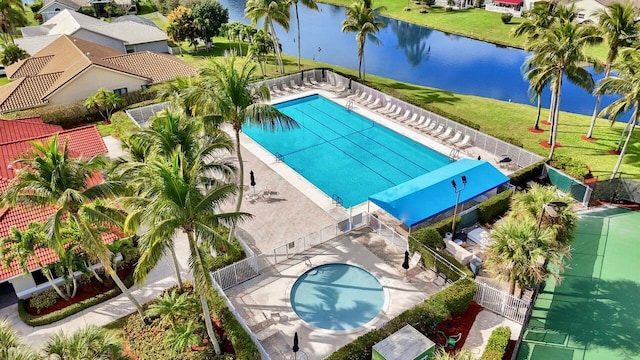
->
[[372, 325, 436, 360]]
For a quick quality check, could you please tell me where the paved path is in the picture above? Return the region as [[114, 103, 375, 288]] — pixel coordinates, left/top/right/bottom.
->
[[463, 310, 522, 357]]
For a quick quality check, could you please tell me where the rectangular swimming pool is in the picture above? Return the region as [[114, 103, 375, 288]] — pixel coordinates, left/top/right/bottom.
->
[[243, 94, 451, 207]]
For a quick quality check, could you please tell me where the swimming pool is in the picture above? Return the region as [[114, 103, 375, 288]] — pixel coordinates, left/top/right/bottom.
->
[[290, 263, 385, 330], [243, 94, 450, 207]]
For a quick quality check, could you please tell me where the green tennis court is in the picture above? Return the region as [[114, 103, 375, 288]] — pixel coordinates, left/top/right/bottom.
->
[[517, 207, 640, 360]]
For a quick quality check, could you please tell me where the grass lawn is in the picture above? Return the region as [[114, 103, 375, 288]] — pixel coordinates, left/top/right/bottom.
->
[[176, 39, 640, 179], [139, 12, 167, 30], [0, 77, 10, 86]]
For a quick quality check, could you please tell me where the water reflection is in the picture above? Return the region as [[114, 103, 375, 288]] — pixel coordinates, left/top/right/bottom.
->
[[385, 17, 432, 67]]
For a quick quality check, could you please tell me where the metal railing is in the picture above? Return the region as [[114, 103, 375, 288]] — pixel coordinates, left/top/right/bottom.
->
[[473, 281, 529, 324]]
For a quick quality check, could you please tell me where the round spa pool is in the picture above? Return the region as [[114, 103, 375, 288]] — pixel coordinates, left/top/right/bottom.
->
[[290, 263, 385, 331]]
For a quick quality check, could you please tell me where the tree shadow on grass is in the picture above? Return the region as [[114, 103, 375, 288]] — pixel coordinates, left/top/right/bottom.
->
[[380, 81, 461, 106], [545, 278, 640, 357]]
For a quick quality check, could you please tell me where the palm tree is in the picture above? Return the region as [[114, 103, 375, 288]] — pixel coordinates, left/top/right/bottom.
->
[[485, 217, 559, 295], [130, 148, 250, 354], [0, 0, 27, 44], [183, 56, 296, 243], [0, 42, 27, 66], [249, 29, 274, 76], [45, 326, 125, 360], [432, 349, 475, 360], [245, 0, 290, 73], [165, 320, 204, 354], [84, 88, 124, 122], [595, 48, 640, 179], [287, 0, 318, 70], [1, 222, 71, 300], [146, 289, 199, 327], [586, 2, 640, 140], [513, 2, 555, 131], [341, 0, 387, 80], [524, 10, 600, 158], [1, 137, 146, 319]]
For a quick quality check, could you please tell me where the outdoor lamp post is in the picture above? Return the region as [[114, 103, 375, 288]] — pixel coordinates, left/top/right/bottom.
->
[[537, 201, 568, 229], [451, 175, 467, 235]]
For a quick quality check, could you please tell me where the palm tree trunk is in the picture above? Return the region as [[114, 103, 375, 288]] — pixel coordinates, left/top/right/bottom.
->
[[549, 77, 562, 159], [295, 4, 301, 71], [534, 94, 542, 130], [509, 279, 516, 295], [610, 106, 638, 180], [103, 262, 145, 319], [586, 63, 612, 139], [358, 46, 364, 79], [86, 260, 104, 283], [615, 119, 632, 152], [68, 269, 78, 298], [170, 247, 184, 291], [228, 129, 244, 244], [41, 268, 70, 301], [268, 20, 284, 73], [547, 85, 558, 145], [200, 295, 222, 355]]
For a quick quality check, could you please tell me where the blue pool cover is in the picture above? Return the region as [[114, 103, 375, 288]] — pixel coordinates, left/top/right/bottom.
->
[[369, 159, 510, 227]]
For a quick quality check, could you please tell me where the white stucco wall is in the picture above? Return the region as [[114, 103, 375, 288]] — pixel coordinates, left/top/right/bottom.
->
[[73, 29, 126, 53], [10, 274, 36, 296], [133, 41, 169, 53], [46, 66, 148, 105]]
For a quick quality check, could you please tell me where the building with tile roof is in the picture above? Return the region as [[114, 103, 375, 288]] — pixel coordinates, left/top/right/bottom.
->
[[19, 10, 168, 55], [39, 0, 136, 22], [0, 35, 197, 114], [0, 118, 116, 306]]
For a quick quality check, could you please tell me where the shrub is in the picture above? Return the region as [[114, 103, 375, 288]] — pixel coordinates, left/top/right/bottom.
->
[[509, 160, 546, 188], [501, 13, 513, 24], [19, 271, 135, 326], [428, 216, 461, 237], [549, 154, 589, 179], [412, 227, 445, 250], [429, 277, 476, 315], [445, 6, 453, 12], [477, 189, 513, 225], [29, 289, 59, 314], [29, 0, 43, 12], [480, 326, 511, 360]]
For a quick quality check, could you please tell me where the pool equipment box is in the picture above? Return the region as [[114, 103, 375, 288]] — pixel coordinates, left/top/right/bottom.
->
[[372, 325, 435, 360]]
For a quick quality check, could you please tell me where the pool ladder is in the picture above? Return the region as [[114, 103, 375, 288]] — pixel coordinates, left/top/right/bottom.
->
[[332, 194, 343, 206], [449, 148, 459, 161], [274, 152, 284, 162], [346, 100, 354, 111]]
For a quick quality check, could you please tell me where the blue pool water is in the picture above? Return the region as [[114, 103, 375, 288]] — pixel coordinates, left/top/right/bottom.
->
[[243, 95, 450, 207], [290, 263, 385, 330]]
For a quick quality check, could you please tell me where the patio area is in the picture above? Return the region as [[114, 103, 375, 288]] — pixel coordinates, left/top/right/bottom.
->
[[226, 228, 444, 359]]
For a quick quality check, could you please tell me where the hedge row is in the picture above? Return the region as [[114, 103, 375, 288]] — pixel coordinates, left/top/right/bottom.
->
[[326, 278, 476, 360], [549, 154, 589, 179], [18, 271, 135, 326], [480, 326, 511, 360], [477, 189, 513, 225]]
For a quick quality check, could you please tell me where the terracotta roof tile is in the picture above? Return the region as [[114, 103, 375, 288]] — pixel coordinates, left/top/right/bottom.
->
[[0, 117, 62, 144], [0, 73, 62, 113], [7, 55, 54, 79], [103, 52, 197, 84]]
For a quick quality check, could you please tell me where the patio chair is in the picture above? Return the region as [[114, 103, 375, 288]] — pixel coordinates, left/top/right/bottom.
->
[[455, 134, 472, 149], [376, 102, 393, 114], [431, 124, 445, 136], [270, 85, 285, 96], [290, 79, 303, 91], [280, 82, 294, 93], [411, 116, 427, 128], [403, 113, 419, 124], [438, 127, 454, 140], [416, 117, 432, 130], [396, 110, 413, 122], [348, 90, 365, 100], [379, 103, 397, 115], [357, 93, 374, 105], [366, 98, 382, 109], [390, 108, 408, 119], [446, 131, 462, 144]]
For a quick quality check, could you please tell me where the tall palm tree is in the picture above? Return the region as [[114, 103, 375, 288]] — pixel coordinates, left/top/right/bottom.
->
[[595, 48, 640, 179], [245, 0, 290, 73], [183, 56, 296, 243], [0, 0, 27, 45], [485, 217, 559, 295], [525, 11, 600, 158], [586, 2, 640, 140], [1, 137, 145, 319], [341, 0, 387, 80], [1, 222, 70, 300], [249, 29, 274, 76], [287, 0, 318, 70], [45, 326, 126, 360], [130, 149, 250, 354], [513, 2, 555, 131]]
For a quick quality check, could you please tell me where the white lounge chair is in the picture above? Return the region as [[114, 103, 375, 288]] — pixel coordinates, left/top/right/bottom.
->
[[455, 135, 473, 149], [438, 127, 454, 140], [348, 90, 365, 100], [387, 107, 403, 118], [446, 131, 462, 144], [422, 121, 437, 133], [309, 77, 321, 86], [377, 102, 392, 113], [290, 79, 303, 91], [379, 103, 397, 115], [280, 82, 294, 93], [357, 94, 373, 105], [402, 113, 418, 124], [270, 85, 285, 96], [416, 117, 432, 130], [334, 82, 348, 93], [366, 98, 382, 109], [396, 110, 412, 122], [431, 124, 445, 136], [410, 116, 426, 127]]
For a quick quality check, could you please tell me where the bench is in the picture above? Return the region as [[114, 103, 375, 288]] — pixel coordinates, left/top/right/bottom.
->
[[444, 239, 473, 265]]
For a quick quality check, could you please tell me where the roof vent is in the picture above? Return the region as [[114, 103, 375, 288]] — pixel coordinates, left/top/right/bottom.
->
[[86, 52, 90, 56], [7, 164, 13, 170]]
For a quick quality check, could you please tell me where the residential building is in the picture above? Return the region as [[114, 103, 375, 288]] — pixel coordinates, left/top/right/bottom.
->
[[39, 0, 136, 21]]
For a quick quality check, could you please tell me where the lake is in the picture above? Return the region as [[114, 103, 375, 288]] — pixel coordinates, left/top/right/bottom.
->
[[219, 0, 619, 117]]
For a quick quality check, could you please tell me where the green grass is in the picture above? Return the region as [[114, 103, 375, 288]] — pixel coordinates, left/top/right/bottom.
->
[[176, 38, 640, 179], [139, 11, 167, 30], [0, 77, 10, 86], [97, 122, 114, 137]]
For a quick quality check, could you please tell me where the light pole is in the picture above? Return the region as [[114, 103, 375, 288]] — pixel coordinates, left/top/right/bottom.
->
[[536, 201, 568, 229], [451, 175, 467, 235]]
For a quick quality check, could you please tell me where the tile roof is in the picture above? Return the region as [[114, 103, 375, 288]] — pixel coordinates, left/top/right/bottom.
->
[[0, 35, 195, 113], [0, 117, 62, 144], [0, 124, 113, 282], [103, 52, 198, 84], [0, 125, 107, 180]]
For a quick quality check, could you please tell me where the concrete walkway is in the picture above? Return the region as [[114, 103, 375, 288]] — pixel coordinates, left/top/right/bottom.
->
[[463, 310, 522, 357]]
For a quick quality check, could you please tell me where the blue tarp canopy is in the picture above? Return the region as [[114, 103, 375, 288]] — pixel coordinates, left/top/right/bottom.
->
[[369, 159, 510, 227]]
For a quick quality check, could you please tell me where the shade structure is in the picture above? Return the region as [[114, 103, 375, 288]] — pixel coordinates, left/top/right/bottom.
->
[[369, 159, 510, 227], [493, 0, 523, 4]]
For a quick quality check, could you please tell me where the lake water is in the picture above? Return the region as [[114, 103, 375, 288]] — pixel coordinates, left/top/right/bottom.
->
[[219, 0, 620, 117]]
